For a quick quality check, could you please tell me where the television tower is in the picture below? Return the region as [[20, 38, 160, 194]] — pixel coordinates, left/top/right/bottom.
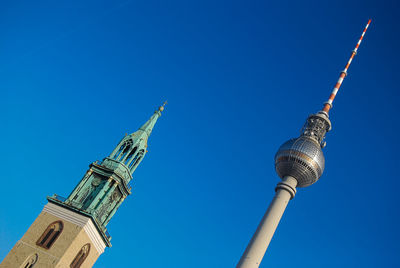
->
[[236, 20, 371, 268]]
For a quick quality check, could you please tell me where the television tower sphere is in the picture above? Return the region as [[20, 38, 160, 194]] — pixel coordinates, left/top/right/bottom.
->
[[275, 137, 324, 187], [274, 112, 331, 187]]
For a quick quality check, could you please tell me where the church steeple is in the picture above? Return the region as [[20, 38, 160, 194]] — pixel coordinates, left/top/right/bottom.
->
[[0, 103, 166, 268], [0, 103, 165, 268], [48, 103, 166, 246], [107, 101, 166, 174]]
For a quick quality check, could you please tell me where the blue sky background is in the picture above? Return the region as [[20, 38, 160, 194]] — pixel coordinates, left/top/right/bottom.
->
[[0, 0, 399, 267]]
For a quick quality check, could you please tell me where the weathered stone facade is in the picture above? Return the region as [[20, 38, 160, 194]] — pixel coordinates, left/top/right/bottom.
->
[[0, 204, 101, 268]]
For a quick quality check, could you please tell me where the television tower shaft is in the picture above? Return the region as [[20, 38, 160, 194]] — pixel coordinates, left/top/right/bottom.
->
[[236, 176, 297, 268], [236, 20, 371, 268]]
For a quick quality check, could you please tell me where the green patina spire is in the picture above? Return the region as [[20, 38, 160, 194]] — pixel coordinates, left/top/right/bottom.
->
[[47, 103, 166, 247], [107, 101, 166, 174], [139, 101, 166, 136]]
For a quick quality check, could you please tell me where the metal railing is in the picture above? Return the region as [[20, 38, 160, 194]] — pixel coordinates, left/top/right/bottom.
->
[[52, 194, 66, 202]]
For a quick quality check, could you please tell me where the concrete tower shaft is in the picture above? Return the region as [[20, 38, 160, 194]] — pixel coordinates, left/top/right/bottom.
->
[[236, 176, 297, 268]]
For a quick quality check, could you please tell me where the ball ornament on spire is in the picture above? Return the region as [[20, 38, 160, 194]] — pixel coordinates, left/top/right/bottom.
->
[[159, 101, 167, 112]]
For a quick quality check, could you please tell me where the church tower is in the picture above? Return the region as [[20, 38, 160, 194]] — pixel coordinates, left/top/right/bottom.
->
[[1, 103, 166, 268]]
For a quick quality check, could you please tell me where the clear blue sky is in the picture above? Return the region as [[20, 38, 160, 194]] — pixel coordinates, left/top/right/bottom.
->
[[0, 0, 399, 267]]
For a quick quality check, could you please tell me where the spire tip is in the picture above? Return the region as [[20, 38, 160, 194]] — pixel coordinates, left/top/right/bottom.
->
[[159, 101, 167, 112]]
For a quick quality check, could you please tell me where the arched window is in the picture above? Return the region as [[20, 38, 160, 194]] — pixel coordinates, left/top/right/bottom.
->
[[130, 149, 144, 169], [118, 143, 131, 161], [21, 253, 38, 268], [124, 146, 138, 165], [113, 143, 126, 160], [36, 221, 63, 249], [70, 244, 90, 268]]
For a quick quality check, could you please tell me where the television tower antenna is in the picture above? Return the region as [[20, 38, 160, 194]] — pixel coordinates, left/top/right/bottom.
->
[[236, 19, 371, 268], [322, 19, 371, 114]]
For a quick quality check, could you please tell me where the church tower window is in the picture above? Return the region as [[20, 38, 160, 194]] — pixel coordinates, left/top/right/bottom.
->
[[112, 143, 125, 160], [118, 143, 131, 161], [21, 253, 38, 268], [36, 221, 63, 249], [124, 146, 138, 164], [70, 243, 90, 268], [129, 149, 144, 169]]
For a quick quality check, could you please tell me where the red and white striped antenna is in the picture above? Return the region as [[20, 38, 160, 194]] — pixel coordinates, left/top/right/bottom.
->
[[322, 19, 372, 114]]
